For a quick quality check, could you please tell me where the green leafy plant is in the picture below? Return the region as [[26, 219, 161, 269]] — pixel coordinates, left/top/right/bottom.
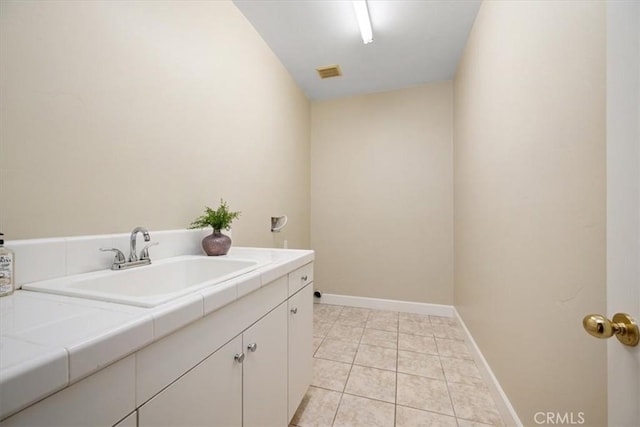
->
[[189, 199, 241, 232]]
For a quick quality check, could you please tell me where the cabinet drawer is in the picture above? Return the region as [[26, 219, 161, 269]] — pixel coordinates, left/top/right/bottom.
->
[[288, 263, 313, 295]]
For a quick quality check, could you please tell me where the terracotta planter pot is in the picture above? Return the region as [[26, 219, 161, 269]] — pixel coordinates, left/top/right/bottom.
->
[[202, 230, 231, 256]]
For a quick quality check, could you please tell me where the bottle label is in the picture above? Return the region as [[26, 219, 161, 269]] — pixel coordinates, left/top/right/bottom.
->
[[0, 254, 13, 281]]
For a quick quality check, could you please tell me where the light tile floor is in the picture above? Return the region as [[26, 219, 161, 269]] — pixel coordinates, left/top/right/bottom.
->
[[290, 304, 505, 427]]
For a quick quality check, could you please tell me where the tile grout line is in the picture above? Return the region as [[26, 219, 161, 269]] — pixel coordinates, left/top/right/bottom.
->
[[433, 316, 461, 426], [319, 311, 401, 411], [398, 312, 466, 423], [331, 305, 366, 426], [313, 305, 499, 427], [394, 309, 399, 427], [313, 304, 345, 427]]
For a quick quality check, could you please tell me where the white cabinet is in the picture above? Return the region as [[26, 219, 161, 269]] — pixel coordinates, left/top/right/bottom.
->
[[243, 303, 288, 427], [136, 277, 288, 406], [0, 356, 135, 427], [287, 283, 313, 420], [138, 336, 243, 427], [288, 263, 313, 295], [2, 262, 313, 427], [138, 301, 291, 427]]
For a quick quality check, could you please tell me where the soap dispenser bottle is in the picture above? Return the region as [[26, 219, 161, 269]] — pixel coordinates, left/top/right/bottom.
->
[[0, 233, 15, 297]]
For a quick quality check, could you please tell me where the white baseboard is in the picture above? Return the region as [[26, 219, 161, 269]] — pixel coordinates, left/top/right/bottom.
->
[[316, 293, 455, 317], [315, 293, 521, 426], [454, 308, 523, 427]]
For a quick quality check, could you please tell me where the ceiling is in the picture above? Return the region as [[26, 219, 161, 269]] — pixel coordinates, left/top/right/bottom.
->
[[233, 0, 482, 101]]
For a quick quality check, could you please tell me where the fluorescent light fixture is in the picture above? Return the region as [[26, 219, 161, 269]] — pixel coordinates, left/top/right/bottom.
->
[[352, 0, 373, 44]]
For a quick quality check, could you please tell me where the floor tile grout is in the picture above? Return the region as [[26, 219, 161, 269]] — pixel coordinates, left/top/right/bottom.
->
[[303, 304, 505, 427], [394, 308, 399, 427]]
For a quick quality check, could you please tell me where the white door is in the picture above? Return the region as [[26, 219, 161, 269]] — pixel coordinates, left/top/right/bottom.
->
[[606, 1, 639, 426]]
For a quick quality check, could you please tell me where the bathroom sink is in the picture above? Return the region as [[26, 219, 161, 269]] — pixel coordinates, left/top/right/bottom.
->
[[22, 256, 265, 307]]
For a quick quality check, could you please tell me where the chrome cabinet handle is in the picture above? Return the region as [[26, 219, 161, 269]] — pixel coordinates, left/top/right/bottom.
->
[[247, 343, 258, 352], [290, 307, 298, 314], [234, 352, 245, 363], [301, 275, 308, 281]]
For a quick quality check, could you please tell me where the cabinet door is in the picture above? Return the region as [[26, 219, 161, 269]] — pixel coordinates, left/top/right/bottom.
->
[[138, 335, 242, 427], [287, 283, 313, 421], [0, 356, 135, 427], [243, 303, 288, 427], [288, 263, 313, 295]]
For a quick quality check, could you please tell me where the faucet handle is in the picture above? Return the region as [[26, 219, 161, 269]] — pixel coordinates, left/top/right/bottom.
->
[[139, 242, 159, 261], [100, 248, 126, 264]]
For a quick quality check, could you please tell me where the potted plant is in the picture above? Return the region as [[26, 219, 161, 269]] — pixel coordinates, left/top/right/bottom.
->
[[189, 199, 241, 256]]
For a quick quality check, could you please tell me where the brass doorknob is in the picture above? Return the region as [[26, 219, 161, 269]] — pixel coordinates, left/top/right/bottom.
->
[[582, 313, 639, 347]]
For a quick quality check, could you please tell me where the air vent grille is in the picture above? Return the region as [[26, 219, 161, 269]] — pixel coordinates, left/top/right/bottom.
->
[[316, 64, 342, 79]]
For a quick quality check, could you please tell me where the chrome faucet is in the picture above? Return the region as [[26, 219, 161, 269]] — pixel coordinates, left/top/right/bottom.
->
[[129, 226, 150, 262], [100, 226, 157, 270]]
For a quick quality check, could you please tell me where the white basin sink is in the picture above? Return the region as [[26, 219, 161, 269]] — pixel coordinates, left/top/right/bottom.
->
[[22, 256, 266, 307]]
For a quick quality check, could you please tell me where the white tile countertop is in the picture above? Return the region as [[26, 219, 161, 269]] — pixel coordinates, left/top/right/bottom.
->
[[0, 246, 314, 420]]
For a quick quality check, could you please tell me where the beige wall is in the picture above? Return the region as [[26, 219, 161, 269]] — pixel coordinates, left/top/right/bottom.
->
[[1, 1, 612, 421], [311, 82, 453, 304], [454, 1, 606, 425], [0, 0, 310, 248]]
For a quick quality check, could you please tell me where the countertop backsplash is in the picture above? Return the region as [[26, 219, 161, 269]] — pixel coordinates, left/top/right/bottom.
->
[[5, 228, 215, 288]]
